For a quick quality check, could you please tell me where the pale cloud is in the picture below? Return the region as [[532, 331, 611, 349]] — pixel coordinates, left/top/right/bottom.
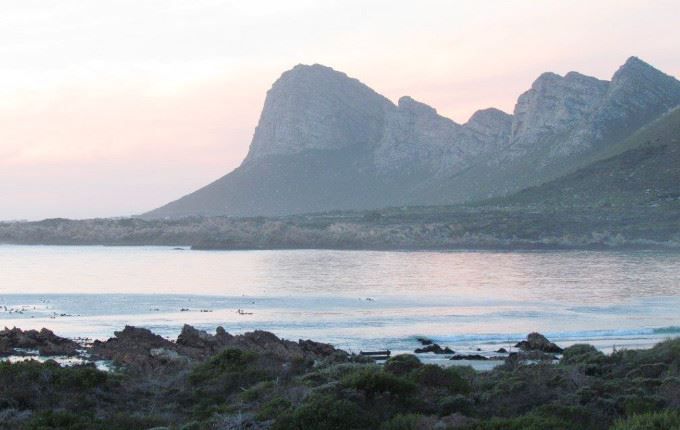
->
[[1, 0, 679, 219]]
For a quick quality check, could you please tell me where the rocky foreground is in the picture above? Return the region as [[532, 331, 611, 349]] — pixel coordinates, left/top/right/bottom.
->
[[0, 326, 679, 430]]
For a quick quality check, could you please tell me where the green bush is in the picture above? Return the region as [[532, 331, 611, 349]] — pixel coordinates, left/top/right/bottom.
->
[[23, 411, 165, 430], [412, 364, 471, 394], [610, 410, 680, 430], [256, 397, 292, 421], [341, 368, 416, 398], [384, 355, 422, 376], [379, 413, 422, 430], [617, 395, 665, 416], [561, 344, 607, 366], [189, 348, 258, 384], [188, 349, 274, 419], [272, 395, 375, 430], [466, 413, 576, 430], [438, 394, 473, 415]]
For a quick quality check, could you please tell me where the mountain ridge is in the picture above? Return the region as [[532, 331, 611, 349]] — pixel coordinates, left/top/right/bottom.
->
[[144, 57, 680, 219]]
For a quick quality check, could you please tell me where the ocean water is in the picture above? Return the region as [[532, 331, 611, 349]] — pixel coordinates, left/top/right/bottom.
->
[[1, 245, 679, 363]]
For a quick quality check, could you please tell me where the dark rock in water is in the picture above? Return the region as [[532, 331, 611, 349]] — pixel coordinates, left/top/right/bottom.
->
[[450, 354, 487, 361], [515, 332, 563, 353], [496, 348, 508, 353], [0, 327, 79, 356], [415, 343, 454, 354], [416, 337, 434, 346]]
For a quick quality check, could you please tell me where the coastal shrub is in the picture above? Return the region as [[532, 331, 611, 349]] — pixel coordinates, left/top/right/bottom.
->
[[256, 396, 292, 421], [384, 354, 422, 376], [616, 395, 665, 416], [561, 344, 608, 366], [378, 413, 422, 430], [188, 349, 274, 419], [0, 361, 109, 411], [341, 367, 416, 399], [53, 365, 108, 390], [189, 348, 258, 384], [464, 412, 576, 430], [438, 394, 473, 415], [610, 410, 680, 430], [272, 395, 375, 430], [240, 380, 275, 402], [22, 411, 166, 430], [411, 364, 471, 394]]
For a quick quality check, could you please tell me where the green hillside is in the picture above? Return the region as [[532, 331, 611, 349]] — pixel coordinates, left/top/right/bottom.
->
[[503, 107, 680, 208]]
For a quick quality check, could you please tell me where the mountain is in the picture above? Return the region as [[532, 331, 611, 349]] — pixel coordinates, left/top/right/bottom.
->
[[145, 57, 680, 219]]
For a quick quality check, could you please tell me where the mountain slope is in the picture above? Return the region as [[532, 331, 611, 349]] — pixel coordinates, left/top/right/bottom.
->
[[501, 107, 680, 208]]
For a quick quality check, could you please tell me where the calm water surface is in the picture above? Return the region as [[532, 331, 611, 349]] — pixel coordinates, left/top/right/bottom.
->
[[1, 245, 679, 361]]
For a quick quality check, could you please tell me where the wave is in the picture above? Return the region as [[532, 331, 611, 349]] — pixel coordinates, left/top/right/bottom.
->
[[428, 326, 680, 345]]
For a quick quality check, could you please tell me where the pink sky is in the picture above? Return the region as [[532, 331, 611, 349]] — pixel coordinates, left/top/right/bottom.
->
[[1, 0, 679, 220]]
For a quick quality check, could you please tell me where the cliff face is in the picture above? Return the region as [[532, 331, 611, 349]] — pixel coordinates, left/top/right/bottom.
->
[[245, 64, 394, 162], [145, 57, 680, 219], [508, 71, 609, 159]]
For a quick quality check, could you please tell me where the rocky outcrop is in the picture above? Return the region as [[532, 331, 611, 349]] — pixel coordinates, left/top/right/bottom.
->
[[90, 325, 181, 369], [507, 71, 609, 159], [374, 96, 463, 176], [514, 332, 563, 353], [0, 327, 79, 356], [91, 325, 348, 370]]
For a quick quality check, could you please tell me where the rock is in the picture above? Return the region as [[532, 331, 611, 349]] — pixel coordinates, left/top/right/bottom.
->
[[298, 338, 346, 360], [415, 344, 454, 354], [90, 325, 179, 369], [515, 332, 563, 353], [496, 348, 508, 353], [416, 336, 434, 346], [246, 64, 393, 162], [176, 324, 220, 353], [508, 71, 609, 159], [450, 354, 487, 361], [0, 327, 79, 356], [149, 348, 188, 365]]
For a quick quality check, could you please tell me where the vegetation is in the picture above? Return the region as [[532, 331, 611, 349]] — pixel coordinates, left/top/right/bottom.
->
[[1, 200, 679, 251], [1, 337, 679, 429]]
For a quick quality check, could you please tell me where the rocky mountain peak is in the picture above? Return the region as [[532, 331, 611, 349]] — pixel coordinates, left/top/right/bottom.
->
[[397, 96, 441, 118], [610, 56, 680, 96], [466, 108, 512, 130], [244, 63, 394, 163], [565, 56, 680, 153]]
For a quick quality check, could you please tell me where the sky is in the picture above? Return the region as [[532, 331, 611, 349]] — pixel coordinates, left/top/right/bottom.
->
[[1, 0, 679, 220]]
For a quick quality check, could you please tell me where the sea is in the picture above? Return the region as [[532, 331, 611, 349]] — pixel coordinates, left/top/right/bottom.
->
[[1, 245, 679, 367]]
